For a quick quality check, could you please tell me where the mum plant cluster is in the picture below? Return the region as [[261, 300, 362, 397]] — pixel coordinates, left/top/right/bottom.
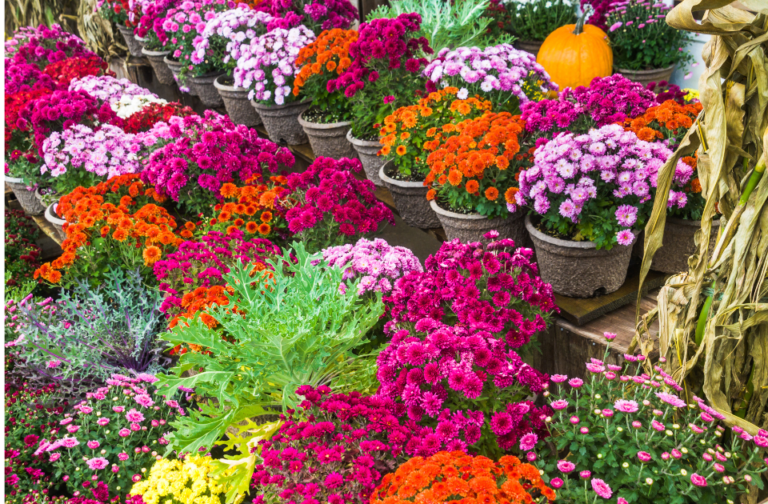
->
[[3, 5, 763, 504]]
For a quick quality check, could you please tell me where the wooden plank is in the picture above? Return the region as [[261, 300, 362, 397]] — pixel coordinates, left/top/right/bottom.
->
[[31, 216, 63, 247], [554, 267, 668, 326]]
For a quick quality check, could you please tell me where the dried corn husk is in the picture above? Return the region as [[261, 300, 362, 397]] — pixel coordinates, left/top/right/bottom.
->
[[633, 0, 768, 437]]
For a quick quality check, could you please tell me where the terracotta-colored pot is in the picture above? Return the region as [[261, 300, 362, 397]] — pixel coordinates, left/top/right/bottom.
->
[[142, 47, 174, 86], [514, 39, 543, 58], [614, 65, 675, 87], [188, 71, 225, 107], [298, 113, 356, 160], [5, 175, 45, 215], [431, 200, 530, 247], [45, 203, 67, 242], [250, 99, 311, 145], [214, 76, 261, 127], [347, 130, 385, 186], [526, 215, 636, 298], [379, 161, 439, 229], [116, 25, 143, 57]]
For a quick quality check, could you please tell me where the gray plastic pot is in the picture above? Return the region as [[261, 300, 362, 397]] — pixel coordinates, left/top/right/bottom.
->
[[189, 71, 225, 107], [214, 76, 261, 127], [116, 25, 143, 57], [298, 113, 356, 160], [526, 215, 636, 298], [634, 218, 721, 274], [379, 161, 440, 229], [45, 203, 67, 242], [251, 99, 311, 145], [614, 64, 675, 88], [347, 130, 385, 186], [142, 47, 174, 86], [163, 56, 196, 95], [431, 200, 530, 247], [6, 175, 45, 215]]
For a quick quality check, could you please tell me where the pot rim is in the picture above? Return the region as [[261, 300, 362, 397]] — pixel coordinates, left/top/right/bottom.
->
[[614, 64, 676, 74], [346, 128, 382, 147], [188, 70, 225, 82], [525, 214, 639, 250], [298, 111, 352, 129], [135, 34, 147, 42], [116, 24, 135, 34], [142, 47, 170, 57], [46, 202, 65, 224], [4, 174, 24, 184], [250, 98, 312, 111], [213, 74, 247, 92], [429, 199, 488, 221], [163, 55, 182, 65], [379, 160, 428, 189]]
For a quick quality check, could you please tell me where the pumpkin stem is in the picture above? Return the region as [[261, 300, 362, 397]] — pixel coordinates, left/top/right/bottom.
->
[[574, 5, 593, 36]]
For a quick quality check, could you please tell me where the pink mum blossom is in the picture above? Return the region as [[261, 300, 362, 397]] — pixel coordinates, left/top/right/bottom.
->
[[614, 399, 639, 413], [690, 473, 707, 487], [591, 478, 612, 499], [86, 457, 109, 470]]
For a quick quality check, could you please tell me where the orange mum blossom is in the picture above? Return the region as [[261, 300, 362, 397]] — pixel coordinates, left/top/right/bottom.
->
[[379, 87, 493, 179], [425, 112, 526, 219], [293, 29, 358, 121], [204, 174, 294, 240], [33, 197, 183, 287], [371, 451, 556, 504], [620, 99, 702, 144]]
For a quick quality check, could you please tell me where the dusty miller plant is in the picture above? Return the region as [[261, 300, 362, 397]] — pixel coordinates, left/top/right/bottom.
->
[[15, 267, 169, 394]]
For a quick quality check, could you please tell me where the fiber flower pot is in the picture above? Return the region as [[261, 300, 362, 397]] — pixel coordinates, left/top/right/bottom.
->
[[297, 112, 356, 160], [45, 203, 67, 242], [634, 218, 721, 274], [347, 130, 385, 186], [614, 65, 675, 88], [514, 39, 543, 57], [163, 56, 196, 95], [116, 25, 143, 57], [250, 99, 311, 145], [431, 200, 530, 246], [142, 47, 174, 86], [214, 76, 261, 127], [379, 161, 440, 229], [188, 71, 225, 108], [135, 34, 147, 52], [5, 175, 45, 216], [526, 215, 636, 298]]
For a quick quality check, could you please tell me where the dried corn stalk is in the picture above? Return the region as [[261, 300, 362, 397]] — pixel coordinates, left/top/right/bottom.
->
[[633, 0, 768, 436]]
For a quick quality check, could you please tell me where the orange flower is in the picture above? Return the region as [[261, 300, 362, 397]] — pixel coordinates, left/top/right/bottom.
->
[[466, 180, 479, 194], [448, 170, 462, 186], [260, 211, 273, 223], [258, 223, 271, 235], [218, 211, 231, 222], [485, 187, 499, 201], [246, 221, 259, 233], [143, 245, 162, 266], [234, 218, 245, 227], [690, 178, 702, 193], [426, 189, 436, 201], [112, 228, 129, 242], [504, 187, 519, 204], [396, 145, 407, 156]]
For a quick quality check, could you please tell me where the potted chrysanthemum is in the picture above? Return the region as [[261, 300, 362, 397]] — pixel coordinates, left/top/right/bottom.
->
[[328, 13, 432, 185], [136, 0, 177, 85], [519, 124, 679, 297]]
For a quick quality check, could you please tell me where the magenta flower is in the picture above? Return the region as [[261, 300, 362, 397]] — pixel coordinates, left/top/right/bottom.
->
[[568, 378, 584, 388], [60, 437, 79, 449], [655, 392, 686, 408], [125, 409, 145, 423], [551, 374, 568, 383], [690, 473, 707, 487], [616, 229, 635, 246], [87, 441, 100, 450], [591, 478, 613, 499], [604, 332, 617, 340], [96, 417, 109, 426], [113, 406, 125, 413], [580, 470, 592, 479], [519, 433, 537, 451], [118, 428, 131, 438], [118, 452, 129, 461], [637, 451, 652, 462], [551, 399, 568, 410], [49, 452, 62, 462], [557, 460, 576, 473], [570, 416, 580, 425], [550, 477, 564, 489]]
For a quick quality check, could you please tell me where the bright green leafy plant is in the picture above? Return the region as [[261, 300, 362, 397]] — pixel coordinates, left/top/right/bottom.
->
[[506, 0, 577, 42], [157, 242, 383, 456]]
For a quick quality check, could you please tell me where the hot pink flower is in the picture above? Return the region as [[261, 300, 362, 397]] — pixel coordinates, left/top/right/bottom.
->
[[550, 478, 563, 489], [61, 437, 79, 448], [118, 452, 129, 461], [87, 441, 100, 449], [96, 417, 109, 426], [557, 460, 575, 473], [551, 399, 568, 410], [66, 425, 80, 433], [690, 473, 707, 487], [126, 409, 145, 423], [86, 457, 109, 470], [637, 451, 652, 462], [614, 399, 638, 413], [519, 433, 537, 451], [113, 406, 125, 413], [580, 470, 591, 479], [551, 374, 568, 383], [118, 428, 131, 437], [568, 378, 583, 388], [591, 478, 612, 499]]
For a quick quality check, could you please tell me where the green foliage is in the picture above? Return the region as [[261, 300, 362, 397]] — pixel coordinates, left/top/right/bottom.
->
[[368, 0, 494, 53], [506, 0, 577, 42], [607, 0, 694, 71], [17, 267, 169, 390], [157, 242, 383, 456]]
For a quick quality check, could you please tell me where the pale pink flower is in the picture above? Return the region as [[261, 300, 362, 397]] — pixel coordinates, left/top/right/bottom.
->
[[603, 332, 616, 341], [586, 363, 604, 373], [96, 417, 109, 426], [568, 378, 583, 388], [614, 399, 638, 413], [557, 460, 575, 473], [551, 374, 568, 383], [519, 433, 538, 451], [118, 452, 129, 461], [125, 409, 145, 423], [655, 392, 686, 408], [66, 425, 80, 434], [60, 418, 73, 425], [113, 406, 125, 413], [60, 437, 79, 449], [87, 441, 100, 449], [118, 428, 131, 438], [551, 399, 568, 410], [86, 457, 109, 470], [49, 453, 61, 462]]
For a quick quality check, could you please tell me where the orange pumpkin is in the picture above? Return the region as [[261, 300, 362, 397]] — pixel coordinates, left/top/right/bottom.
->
[[537, 12, 613, 91]]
